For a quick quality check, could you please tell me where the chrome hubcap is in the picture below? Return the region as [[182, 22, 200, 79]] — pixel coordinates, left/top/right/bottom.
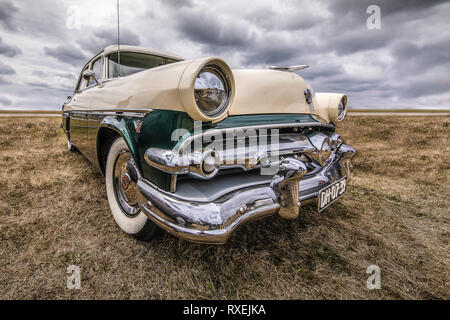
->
[[113, 151, 140, 217]]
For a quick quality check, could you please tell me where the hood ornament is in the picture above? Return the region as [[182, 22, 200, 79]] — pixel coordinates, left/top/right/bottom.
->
[[269, 65, 309, 72]]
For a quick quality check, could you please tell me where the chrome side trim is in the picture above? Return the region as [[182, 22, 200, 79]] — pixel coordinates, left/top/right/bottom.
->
[[68, 109, 154, 117]]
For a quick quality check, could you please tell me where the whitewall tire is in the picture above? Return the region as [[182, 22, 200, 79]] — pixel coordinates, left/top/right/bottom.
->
[[105, 137, 160, 241]]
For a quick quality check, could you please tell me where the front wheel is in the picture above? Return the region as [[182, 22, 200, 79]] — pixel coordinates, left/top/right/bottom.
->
[[105, 137, 160, 241]]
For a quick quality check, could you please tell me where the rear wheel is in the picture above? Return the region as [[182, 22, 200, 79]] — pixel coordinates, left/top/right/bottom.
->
[[105, 137, 160, 241]]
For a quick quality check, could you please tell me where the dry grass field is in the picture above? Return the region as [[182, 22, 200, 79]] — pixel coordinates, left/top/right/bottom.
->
[[0, 116, 448, 299]]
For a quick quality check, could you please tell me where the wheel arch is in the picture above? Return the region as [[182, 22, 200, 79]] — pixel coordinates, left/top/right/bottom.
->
[[96, 117, 142, 176]]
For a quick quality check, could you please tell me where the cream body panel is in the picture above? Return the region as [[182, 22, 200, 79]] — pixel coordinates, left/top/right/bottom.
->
[[69, 60, 194, 112], [314, 93, 333, 123], [65, 51, 343, 125], [228, 69, 312, 116], [66, 89, 90, 112], [315, 92, 347, 122]]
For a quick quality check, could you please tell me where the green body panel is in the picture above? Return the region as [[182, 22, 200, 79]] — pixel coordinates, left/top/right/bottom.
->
[[133, 111, 194, 190], [98, 110, 194, 191], [65, 110, 328, 192]]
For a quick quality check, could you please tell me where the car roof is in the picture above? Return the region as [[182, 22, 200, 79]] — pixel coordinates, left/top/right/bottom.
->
[[101, 45, 184, 61]]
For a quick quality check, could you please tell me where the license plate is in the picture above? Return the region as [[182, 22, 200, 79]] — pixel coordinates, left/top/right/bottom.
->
[[317, 177, 347, 212]]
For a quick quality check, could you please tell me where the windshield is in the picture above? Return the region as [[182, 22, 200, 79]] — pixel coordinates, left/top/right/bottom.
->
[[108, 52, 179, 78]]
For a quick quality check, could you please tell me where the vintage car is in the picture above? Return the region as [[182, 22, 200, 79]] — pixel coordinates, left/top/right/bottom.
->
[[62, 45, 356, 244]]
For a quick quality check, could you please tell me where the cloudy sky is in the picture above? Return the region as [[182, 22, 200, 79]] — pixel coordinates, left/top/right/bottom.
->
[[0, 0, 449, 110]]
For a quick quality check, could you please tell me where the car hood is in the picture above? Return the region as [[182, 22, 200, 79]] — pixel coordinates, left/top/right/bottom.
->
[[228, 69, 316, 117]]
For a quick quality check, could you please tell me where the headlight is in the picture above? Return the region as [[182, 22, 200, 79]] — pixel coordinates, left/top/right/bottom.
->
[[179, 57, 234, 122], [194, 65, 230, 117]]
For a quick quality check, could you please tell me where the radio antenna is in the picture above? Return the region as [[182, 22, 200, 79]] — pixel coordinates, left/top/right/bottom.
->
[[117, 0, 121, 77]]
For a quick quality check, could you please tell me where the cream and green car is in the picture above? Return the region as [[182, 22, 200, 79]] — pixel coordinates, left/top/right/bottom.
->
[[62, 45, 356, 244]]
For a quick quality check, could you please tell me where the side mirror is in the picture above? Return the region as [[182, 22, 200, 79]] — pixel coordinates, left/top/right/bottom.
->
[[82, 69, 97, 84]]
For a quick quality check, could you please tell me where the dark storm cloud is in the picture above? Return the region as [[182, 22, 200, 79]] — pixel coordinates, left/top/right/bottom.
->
[[176, 9, 254, 47], [300, 61, 347, 81], [391, 39, 450, 72], [327, 0, 448, 17], [0, 36, 21, 57], [77, 27, 141, 55], [0, 0, 18, 30], [26, 81, 53, 89], [161, 0, 194, 8], [0, 60, 15, 74], [18, 1, 68, 40], [32, 69, 74, 79], [320, 73, 390, 93], [273, 15, 319, 31], [324, 28, 398, 55], [44, 44, 87, 66], [308, 0, 449, 57], [398, 73, 450, 98], [243, 37, 305, 65], [1, 0, 66, 39], [244, 6, 320, 31]]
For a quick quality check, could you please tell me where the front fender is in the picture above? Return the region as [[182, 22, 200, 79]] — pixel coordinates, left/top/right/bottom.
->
[[97, 116, 142, 174], [97, 110, 194, 192]]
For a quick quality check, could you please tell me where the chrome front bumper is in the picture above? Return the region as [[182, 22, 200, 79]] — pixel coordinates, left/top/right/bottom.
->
[[137, 144, 356, 244]]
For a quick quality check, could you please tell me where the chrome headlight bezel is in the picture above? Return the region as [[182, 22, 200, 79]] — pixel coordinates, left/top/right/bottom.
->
[[194, 64, 231, 118], [179, 57, 235, 122]]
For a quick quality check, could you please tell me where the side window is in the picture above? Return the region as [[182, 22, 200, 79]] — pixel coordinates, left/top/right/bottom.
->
[[108, 52, 168, 78], [76, 67, 88, 92], [88, 57, 102, 87]]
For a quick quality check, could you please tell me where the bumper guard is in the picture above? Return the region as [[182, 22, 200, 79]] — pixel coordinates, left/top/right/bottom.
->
[[137, 144, 356, 244]]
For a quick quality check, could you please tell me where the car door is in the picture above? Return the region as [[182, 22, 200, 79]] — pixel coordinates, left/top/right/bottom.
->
[[69, 66, 90, 155], [85, 56, 104, 163]]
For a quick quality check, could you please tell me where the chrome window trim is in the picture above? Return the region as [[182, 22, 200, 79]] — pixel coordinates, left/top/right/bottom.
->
[[67, 109, 154, 118], [73, 53, 105, 94], [86, 56, 104, 89]]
